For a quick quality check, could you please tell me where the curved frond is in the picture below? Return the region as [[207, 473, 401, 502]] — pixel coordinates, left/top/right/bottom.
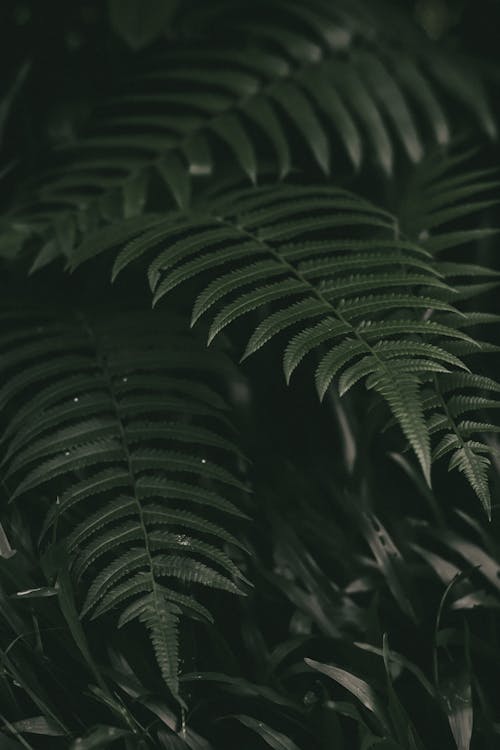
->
[[80, 181, 500, 499]]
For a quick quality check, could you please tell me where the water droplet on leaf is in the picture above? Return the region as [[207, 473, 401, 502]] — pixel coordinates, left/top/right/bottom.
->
[[303, 690, 318, 705]]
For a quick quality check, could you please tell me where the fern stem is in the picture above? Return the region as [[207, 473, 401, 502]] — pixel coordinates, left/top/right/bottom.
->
[[77, 312, 184, 705]]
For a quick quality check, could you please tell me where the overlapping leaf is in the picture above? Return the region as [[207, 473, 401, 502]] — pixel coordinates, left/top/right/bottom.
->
[[1, 0, 495, 268]]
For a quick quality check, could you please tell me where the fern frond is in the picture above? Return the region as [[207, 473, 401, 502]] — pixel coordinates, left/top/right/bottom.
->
[[0, 309, 249, 704], [80, 182, 500, 493], [395, 146, 500, 515]]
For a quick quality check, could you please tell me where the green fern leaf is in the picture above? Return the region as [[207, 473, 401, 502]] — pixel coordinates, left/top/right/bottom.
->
[[242, 298, 327, 360], [40, 471, 131, 542], [355, 52, 424, 163], [136, 476, 247, 518], [372, 373, 432, 486], [140, 596, 182, 703], [396, 56, 450, 146], [301, 67, 363, 170], [82, 548, 149, 615], [212, 114, 258, 184], [67, 496, 136, 550], [152, 555, 241, 593], [331, 63, 393, 174], [157, 154, 191, 209], [142, 505, 245, 550], [207, 279, 307, 344]]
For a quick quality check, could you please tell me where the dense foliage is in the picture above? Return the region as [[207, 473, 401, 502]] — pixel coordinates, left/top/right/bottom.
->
[[1, 1, 500, 748]]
